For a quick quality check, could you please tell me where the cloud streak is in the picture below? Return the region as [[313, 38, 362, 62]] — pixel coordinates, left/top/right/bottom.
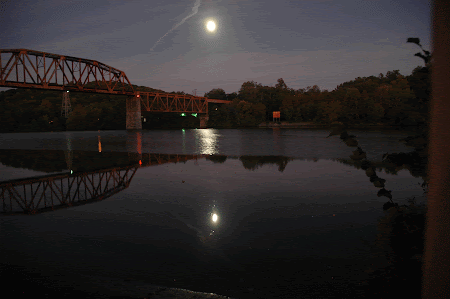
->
[[149, 0, 202, 51]]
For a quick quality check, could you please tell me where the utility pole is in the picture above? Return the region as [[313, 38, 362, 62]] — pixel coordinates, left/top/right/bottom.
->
[[61, 91, 72, 118], [193, 89, 197, 96]]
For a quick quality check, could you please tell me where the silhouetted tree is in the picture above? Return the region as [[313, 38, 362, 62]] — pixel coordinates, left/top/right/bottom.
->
[[205, 88, 227, 100]]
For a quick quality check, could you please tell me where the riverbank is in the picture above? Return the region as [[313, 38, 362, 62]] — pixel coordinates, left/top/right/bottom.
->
[[258, 121, 425, 131], [258, 122, 328, 129], [0, 122, 426, 133]]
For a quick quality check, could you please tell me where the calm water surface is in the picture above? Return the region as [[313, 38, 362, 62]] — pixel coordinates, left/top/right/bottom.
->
[[0, 129, 426, 298]]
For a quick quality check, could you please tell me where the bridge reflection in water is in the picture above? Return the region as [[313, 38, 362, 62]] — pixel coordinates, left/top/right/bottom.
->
[[0, 153, 205, 215], [0, 147, 420, 215]]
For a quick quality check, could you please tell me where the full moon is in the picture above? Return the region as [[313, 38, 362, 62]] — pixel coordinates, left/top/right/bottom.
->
[[206, 21, 216, 32]]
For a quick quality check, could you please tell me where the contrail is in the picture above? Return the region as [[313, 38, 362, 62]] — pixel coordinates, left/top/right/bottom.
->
[[150, 0, 202, 51]]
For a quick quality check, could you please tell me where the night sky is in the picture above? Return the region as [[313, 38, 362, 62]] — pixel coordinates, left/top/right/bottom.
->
[[0, 0, 432, 95]]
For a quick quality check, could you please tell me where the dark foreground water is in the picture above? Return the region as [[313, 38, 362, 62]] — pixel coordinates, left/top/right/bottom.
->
[[0, 129, 426, 298]]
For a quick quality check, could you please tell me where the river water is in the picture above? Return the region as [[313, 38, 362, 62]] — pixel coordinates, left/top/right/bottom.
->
[[0, 128, 426, 298]]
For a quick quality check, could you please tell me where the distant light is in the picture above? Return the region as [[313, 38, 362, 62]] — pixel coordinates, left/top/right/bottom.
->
[[212, 213, 218, 222], [139, 160, 142, 165], [181, 113, 186, 116], [66, 91, 69, 93], [191, 113, 197, 117], [70, 170, 73, 174]]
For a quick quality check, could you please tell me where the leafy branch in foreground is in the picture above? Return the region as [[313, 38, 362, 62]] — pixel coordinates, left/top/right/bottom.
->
[[327, 122, 399, 208], [327, 121, 427, 270], [407, 37, 431, 66], [327, 121, 429, 210]]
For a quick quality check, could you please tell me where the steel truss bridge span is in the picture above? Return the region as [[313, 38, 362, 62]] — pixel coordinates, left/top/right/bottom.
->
[[0, 49, 231, 129], [0, 48, 134, 94], [137, 92, 231, 113]]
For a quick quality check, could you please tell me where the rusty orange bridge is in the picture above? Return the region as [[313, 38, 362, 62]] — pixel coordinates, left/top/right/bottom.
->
[[0, 49, 230, 129]]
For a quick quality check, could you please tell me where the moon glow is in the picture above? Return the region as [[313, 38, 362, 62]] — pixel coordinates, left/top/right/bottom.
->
[[206, 21, 216, 32]]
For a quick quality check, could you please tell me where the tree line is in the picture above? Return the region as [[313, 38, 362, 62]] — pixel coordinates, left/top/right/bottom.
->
[[207, 65, 430, 128]]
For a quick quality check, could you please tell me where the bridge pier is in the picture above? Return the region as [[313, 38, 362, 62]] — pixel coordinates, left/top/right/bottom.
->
[[126, 95, 142, 130], [199, 114, 209, 128]]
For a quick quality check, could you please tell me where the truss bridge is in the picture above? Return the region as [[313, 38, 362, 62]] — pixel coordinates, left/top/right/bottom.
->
[[0, 49, 231, 129]]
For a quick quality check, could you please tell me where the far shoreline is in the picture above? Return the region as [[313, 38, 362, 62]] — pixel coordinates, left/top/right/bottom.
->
[[0, 122, 427, 134], [256, 121, 426, 132]]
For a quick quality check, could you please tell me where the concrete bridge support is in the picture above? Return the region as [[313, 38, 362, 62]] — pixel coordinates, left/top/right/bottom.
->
[[199, 114, 209, 128], [126, 95, 142, 130]]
